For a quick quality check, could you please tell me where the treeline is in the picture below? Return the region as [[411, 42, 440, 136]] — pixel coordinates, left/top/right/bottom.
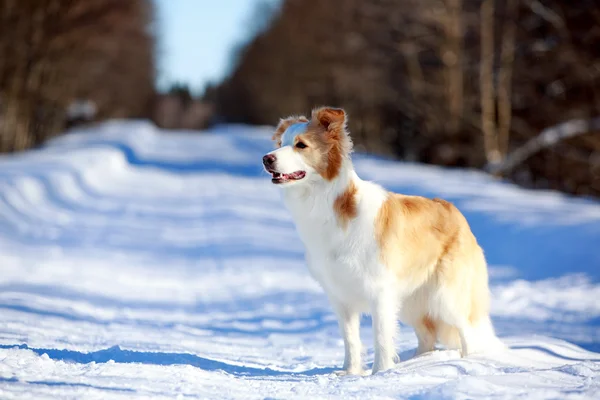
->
[[0, 0, 155, 152], [215, 0, 600, 197]]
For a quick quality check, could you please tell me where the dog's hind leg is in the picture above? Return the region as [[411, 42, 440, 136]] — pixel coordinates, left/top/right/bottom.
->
[[414, 316, 437, 356]]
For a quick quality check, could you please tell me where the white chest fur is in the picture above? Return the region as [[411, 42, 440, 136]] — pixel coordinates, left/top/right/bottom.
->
[[282, 173, 389, 309]]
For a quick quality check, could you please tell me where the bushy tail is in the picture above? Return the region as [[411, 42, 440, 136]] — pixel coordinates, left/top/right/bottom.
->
[[463, 250, 506, 354], [437, 317, 506, 354], [465, 316, 506, 354]]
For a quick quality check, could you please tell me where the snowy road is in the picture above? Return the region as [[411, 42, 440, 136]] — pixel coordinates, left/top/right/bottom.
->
[[0, 120, 599, 399]]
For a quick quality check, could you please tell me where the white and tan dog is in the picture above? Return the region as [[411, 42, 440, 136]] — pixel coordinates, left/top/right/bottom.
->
[[262, 107, 501, 375]]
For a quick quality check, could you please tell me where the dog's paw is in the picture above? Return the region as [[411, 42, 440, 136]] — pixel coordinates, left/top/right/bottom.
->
[[333, 369, 369, 377], [460, 347, 470, 358], [371, 361, 397, 375]]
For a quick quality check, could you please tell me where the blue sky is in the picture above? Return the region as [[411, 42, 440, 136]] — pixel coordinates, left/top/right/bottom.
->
[[153, 0, 275, 94]]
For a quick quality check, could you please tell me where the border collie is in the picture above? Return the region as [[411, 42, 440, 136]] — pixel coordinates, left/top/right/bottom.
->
[[262, 107, 501, 375]]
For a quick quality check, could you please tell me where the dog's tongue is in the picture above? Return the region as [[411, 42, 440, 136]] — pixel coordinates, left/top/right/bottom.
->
[[288, 171, 306, 179], [275, 171, 305, 180]]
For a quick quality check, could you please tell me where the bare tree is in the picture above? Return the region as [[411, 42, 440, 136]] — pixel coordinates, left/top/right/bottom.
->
[[444, 0, 464, 135], [0, 0, 156, 152], [497, 0, 518, 158], [480, 0, 500, 164]]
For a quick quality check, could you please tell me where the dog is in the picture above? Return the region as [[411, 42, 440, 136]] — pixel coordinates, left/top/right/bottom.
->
[[262, 106, 501, 375]]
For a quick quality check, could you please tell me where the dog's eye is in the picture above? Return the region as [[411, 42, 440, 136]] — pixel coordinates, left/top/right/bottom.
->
[[295, 142, 307, 149]]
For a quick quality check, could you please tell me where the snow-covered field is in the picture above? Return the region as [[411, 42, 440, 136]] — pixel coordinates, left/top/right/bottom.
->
[[1, 120, 599, 399]]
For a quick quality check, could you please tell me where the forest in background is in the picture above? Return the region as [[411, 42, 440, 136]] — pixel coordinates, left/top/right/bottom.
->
[[1, 0, 599, 198], [0, 0, 155, 151], [214, 0, 600, 198]]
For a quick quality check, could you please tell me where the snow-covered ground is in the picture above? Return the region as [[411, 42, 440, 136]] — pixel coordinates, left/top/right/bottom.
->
[[0, 120, 599, 399]]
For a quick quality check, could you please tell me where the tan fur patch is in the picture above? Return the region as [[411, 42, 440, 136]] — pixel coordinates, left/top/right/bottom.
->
[[375, 194, 485, 320], [313, 107, 346, 131], [376, 195, 460, 277], [324, 136, 344, 181], [334, 181, 358, 229], [400, 197, 421, 215], [422, 316, 437, 336], [432, 198, 453, 211], [310, 107, 351, 181]]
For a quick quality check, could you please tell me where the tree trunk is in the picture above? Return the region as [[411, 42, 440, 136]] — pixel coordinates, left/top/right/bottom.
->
[[1, 97, 32, 152], [480, 0, 500, 164], [444, 0, 464, 135], [497, 0, 518, 158]]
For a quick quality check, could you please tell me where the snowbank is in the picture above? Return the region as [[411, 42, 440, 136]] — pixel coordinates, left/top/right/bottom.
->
[[0, 121, 599, 399]]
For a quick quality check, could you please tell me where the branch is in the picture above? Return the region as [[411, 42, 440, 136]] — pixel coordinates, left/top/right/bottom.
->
[[526, 0, 565, 31], [488, 117, 600, 175]]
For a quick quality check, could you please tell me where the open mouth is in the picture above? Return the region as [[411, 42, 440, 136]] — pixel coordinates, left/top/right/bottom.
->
[[269, 170, 306, 184]]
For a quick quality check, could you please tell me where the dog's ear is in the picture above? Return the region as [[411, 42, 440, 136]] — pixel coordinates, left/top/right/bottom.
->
[[272, 116, 308, 148], [311, 107, 352, 181], [312, 107, 347, 131]]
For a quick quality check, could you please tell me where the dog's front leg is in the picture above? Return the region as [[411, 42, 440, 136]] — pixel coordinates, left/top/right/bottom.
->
[[333, 303, 364, 376], [371, 290, 398, 374]]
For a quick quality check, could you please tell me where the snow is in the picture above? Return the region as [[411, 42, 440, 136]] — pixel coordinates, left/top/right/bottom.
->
[[0, 120, 599, 399]]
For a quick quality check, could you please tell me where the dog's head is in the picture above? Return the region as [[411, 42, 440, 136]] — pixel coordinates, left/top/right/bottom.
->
[[262, 107, 353, 186]]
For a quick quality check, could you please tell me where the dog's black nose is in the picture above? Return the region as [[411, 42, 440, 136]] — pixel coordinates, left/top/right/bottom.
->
[[263, 154, 276, 167]]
